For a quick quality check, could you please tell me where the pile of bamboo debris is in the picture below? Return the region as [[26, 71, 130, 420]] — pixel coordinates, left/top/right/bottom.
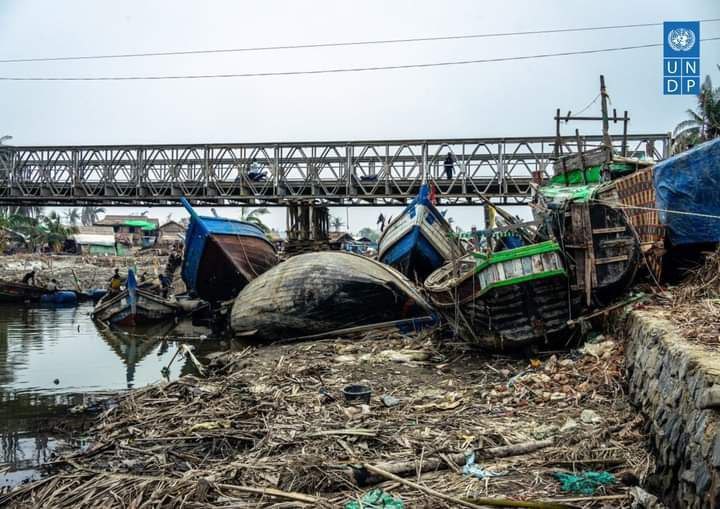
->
[[674, 247, 720, 305], [1, 330, 654, 508]]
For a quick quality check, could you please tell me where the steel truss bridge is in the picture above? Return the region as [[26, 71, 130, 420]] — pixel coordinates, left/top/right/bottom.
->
[[0, 134, 670, 207]]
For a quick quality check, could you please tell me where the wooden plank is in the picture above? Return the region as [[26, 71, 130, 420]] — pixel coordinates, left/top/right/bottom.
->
[[592, 226, 627, 235], [595, 255, 630, 265]]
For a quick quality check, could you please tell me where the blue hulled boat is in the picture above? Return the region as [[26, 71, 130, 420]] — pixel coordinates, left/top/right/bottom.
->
[[378, 184, 464, 281], [180, 198, 277, 303]]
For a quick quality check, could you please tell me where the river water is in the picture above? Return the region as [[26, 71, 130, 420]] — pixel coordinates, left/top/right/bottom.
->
[[0, 303, 228, 488]]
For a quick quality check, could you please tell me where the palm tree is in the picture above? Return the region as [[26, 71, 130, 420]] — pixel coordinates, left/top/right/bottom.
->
[[673, 68, 720, 153], [64, 208, 80, 226], [357, 227, 379, 242], [0, 206, 42, 219], [240, 207, 270, 232], [40, 211, 77, 252], [330, 216, 345, 232], [81, 206, 105, 226]]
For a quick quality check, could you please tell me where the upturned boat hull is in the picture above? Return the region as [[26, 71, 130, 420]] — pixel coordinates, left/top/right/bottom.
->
[[425, 242, 576, 350], [378, 185, 463, 281], [230, 251, 435, 341], [181, 198, 277, 303]]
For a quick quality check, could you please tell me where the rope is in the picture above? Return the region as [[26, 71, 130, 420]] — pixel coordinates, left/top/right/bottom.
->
[[591, 199, 720, 221], [566, 93, 601, 118]]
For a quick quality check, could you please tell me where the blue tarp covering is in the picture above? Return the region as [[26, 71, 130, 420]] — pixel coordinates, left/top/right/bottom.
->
[[654, 138, 720, 245]]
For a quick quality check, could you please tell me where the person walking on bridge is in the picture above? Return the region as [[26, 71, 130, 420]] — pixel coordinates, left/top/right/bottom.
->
[[444, 152, 455, 180]]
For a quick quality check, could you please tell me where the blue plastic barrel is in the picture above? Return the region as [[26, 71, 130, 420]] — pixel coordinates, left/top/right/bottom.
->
[[40, 291, 78, 305]]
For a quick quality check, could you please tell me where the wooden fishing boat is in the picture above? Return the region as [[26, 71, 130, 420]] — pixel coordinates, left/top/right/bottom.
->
[[230, 251, 436, 341], [180, 198, 277, 303], [92, 289, 179, 326], [0, 280, 49, 303], [378, 184, 464, 281], [92, 270, 179, 326], [425, 241, 576, 350]]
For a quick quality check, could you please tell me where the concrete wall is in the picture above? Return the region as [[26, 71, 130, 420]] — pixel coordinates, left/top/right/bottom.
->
[[622, 310, 720, 508]]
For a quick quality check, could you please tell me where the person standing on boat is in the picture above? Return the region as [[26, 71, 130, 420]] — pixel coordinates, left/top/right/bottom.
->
[[46, 279, 59, 292], [21, 269, 36, 286], [444, 152, 454, 180], [159, 273, 172, 298], [108, 269, 123, 295]]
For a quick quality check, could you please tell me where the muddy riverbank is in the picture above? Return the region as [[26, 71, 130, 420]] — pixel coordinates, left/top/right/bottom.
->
[[1, 325, 656, 507]]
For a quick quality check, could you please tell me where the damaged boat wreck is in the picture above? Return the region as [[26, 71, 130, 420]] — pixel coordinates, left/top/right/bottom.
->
[[378, 183, 464, 281], [423, 76, 662, 350], [230, 251, 436, 341], [92, 269, 181, 326], [425, 240, 576, 350], [181, 198, 277, 303]]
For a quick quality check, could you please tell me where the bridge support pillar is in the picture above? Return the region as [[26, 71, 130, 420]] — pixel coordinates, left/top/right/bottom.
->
[[284, 201, 330, 256]]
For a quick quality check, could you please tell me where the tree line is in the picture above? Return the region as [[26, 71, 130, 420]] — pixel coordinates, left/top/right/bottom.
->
[[0, 206, 105, 252]]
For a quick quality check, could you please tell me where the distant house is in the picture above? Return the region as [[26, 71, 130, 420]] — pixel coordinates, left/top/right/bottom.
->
[[158, 220, 186, 247], [354, 236, 378, 252], [328, 232, 354, 251], [71, 225, 124, 255], [94, 215, 160, 247]]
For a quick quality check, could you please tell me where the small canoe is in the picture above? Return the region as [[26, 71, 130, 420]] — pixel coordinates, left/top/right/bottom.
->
[[425, 241, 576, 350], [378, 184, 464, 281], [92, 270, 179, 326], [230, 251, 436, 341], [0, 280, 49, 303], [180, 198, 277, 303]]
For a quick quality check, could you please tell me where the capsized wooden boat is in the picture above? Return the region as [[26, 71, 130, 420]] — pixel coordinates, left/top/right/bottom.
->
[[180, 198, 277, 303], [230, 251, 436, 341], [92, 270, 179, 327], [0, 280, 49, 303], [378, 184, 464, 281], [425, 241, 577, 350]]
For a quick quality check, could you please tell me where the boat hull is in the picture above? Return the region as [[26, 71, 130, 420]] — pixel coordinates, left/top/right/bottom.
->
[[425, 242, 576, 350], [181, 202, 277, 303], [378, 186, 462, 281], [92, 289, 179, 326], [0, 280, 52, 303], [230, 251, 435, 341]]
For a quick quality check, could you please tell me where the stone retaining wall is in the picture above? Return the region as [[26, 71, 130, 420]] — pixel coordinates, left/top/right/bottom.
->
[[621, 309, 720, 508]]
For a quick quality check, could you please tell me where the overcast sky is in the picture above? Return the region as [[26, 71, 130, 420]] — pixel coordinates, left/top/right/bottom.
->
[[1, 0, 718, 232]]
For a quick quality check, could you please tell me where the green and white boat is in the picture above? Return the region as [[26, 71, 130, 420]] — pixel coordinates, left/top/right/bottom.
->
[[425, 241, 577, 350]]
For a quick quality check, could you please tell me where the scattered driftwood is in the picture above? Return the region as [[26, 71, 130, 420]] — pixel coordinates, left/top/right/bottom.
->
[[353, 439, 555, 485], [364, 463, 573, 509], [2, 329, 653, 507]]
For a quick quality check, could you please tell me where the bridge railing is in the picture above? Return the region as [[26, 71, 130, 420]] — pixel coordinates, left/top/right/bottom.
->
[[0, 134, 670, 206]]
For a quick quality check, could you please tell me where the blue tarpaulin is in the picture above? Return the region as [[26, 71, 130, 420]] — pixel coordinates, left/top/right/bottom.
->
[[654, 138, 720, 245]]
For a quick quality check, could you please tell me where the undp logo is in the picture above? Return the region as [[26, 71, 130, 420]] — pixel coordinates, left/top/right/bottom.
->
[[663, 21, 700, 95], [667, 28, 697, 52]]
